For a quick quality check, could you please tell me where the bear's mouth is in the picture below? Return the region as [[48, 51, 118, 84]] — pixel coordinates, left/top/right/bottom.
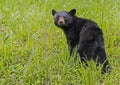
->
[[58, 21, 65, 26]]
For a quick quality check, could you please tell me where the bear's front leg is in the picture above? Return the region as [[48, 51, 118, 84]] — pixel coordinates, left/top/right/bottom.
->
[[68, 43, 73, 56], [67, 40, 74, 56]]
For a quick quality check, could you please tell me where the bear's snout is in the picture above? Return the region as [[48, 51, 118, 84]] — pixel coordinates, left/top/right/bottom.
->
[[58, 17, 65, 26]]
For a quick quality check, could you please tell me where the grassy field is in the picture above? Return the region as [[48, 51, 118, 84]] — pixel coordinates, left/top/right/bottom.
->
[[0, 0, 120, 85]]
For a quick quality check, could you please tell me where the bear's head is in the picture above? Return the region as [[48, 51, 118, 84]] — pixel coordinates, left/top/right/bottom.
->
[[52, 9, 76, 28]]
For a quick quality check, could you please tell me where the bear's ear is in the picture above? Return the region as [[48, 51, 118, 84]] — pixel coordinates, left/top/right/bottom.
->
[[52, 9, 57, 16], [69, 9, 76, 15]]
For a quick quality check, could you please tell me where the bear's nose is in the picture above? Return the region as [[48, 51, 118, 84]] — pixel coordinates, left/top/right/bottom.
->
[[58, 20, 65, 26], [59, 21, 64, 24]]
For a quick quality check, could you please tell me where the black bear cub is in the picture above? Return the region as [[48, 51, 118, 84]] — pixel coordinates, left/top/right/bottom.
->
[[52, 9, 110, 74]]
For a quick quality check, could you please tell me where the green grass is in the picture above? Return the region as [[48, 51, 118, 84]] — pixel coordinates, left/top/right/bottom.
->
[[0, 0, 120, 85]]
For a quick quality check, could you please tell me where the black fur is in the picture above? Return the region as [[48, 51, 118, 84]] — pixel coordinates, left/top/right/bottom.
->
[[52, 9, 110, 73]]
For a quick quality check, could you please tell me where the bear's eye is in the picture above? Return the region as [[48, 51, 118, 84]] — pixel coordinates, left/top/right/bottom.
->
[[63, 16, 66, 19], [56, 15, 60, 19]]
